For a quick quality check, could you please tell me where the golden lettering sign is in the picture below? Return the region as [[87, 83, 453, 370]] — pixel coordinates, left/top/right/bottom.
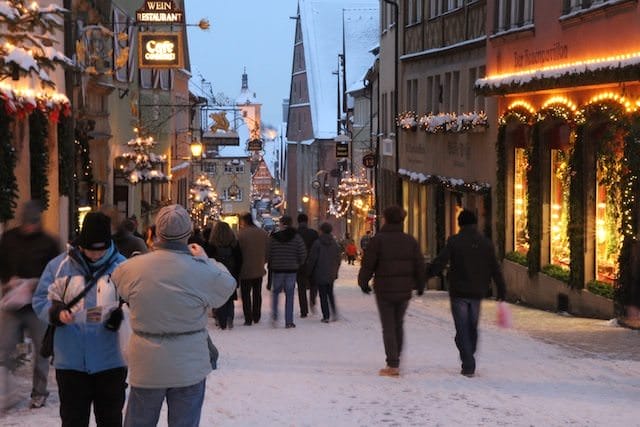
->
[[138, 32, 183, 69], [136, 0, 184, 24]]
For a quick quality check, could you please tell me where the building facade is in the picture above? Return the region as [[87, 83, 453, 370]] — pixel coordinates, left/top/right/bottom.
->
[[479, 0, 640, 317]]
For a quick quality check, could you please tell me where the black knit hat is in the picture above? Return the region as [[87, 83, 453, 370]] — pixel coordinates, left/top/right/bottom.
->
[[78, 212, 112, 250], [457, 209, 477, 227]]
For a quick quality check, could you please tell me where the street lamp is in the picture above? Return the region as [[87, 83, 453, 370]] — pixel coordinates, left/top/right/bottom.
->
[[190, 140, 203, 159]]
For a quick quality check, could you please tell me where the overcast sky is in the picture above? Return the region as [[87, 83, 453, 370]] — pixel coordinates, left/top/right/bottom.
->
[[185, 0, 299, 128]]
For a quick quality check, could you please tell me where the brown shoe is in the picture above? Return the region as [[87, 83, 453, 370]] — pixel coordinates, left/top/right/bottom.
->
[[378, 367, 400, 377]]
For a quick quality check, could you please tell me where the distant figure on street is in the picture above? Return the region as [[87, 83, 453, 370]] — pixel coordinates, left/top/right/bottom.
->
[[145, 225, 156, 251], [360, 230, 372, 254], [345, 235, 357, 265], [206, 221, 242, 330], [268, 216, 307, 328], [111, 204, 236, 427], [32, 211, 127, 425], [238, 212, 269, 325], [128, 215, 144, 240], [307, 222, 341, 323], [358, 206, 425, 377], [426, 209, 506, 378], [296, 213, 319, 317], [0, 201, 60, 411]]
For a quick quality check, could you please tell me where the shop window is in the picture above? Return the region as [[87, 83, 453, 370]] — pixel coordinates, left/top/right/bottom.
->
[[450, 192, 464, 235], [550, 148, 570, 268], [514, 147, 528, 254]]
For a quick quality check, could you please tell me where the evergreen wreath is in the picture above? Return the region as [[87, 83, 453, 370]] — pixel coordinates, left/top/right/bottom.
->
[[0, 104, 17, 222], [29, 109, 50, 209]]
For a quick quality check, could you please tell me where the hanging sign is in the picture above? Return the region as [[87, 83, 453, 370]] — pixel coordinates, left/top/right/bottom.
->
[[335, 141, 349, 158], [248, 139, 263, 152], [362, 153, 377, 169], [138, 32, 183, 69], [136, 1, 184, 24]]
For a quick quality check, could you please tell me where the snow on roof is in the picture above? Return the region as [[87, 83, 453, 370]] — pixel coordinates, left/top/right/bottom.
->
[[299, 0, 378, 140], [344, 7, 379, 95]]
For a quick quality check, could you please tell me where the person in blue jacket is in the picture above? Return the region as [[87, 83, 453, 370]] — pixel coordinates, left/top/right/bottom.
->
[[32, 212, 127, 427]]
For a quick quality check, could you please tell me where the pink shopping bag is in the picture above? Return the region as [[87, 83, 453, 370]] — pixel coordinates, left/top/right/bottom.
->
[[497, 302, 513, 329]]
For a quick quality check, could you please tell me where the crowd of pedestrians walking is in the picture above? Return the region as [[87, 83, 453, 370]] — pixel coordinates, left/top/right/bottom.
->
[[0, 199, 512, 426]]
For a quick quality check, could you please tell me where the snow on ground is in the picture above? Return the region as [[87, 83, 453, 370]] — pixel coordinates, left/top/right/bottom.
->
[[2, 263, 640, 426]]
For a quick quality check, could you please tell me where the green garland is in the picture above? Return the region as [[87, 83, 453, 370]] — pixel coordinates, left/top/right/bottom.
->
[[526, 121, 542, 277], [616, 112, 640, 312], [496, 107, 534, 259], [29, 109, 50, 209], [0, 104, 18, 222], [476, 64, 640, 97]]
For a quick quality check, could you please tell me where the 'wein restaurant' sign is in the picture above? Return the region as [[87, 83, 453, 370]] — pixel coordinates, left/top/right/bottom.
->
[[136, 1, 184, 24]]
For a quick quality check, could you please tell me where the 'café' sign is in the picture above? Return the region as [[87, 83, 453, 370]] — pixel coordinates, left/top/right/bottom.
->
[[136, 1, 184, 24], [138, 32, 183, 69]]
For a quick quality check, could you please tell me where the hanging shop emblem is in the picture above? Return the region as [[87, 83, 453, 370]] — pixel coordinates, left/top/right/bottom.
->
[[138, 32, 183, 68], [136, 1, 184, 24], [362, 153, 377, 169], [248, 139, 263, 152]]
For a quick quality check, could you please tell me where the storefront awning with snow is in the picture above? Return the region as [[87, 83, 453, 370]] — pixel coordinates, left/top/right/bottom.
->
[[476, 52, 640, 96]]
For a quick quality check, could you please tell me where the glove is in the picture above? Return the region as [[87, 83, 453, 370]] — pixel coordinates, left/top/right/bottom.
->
[[416, 289, 424, 296], [48, 300, 68, 326], [360, 284, 372, 294]]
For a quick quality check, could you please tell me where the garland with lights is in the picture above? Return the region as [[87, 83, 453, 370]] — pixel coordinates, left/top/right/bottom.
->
[[418, 111, 489, 134], [74, 123, 95, 208], [327, 172, 373, 218], [29, 109, 49, 209], [396, 111, 418, 131], [476, 64, 640, 97], [57, 115, 73, 196], [616, 112, 640, 311], [496, 107, 535, 258], [526, 120, 542, 277], [0, 102, 17, 222]]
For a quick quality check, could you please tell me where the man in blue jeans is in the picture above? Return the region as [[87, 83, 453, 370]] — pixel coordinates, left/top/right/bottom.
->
[[111, 205, 236, 427], [427, 210, 506, 377], [268, 216, 307, 328]]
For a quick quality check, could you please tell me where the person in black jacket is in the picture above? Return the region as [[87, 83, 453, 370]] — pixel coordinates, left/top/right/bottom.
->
[[358, 206, 425, 377], [268, 216, 306, 328], [296, 213, 319, 317], [427, 209, 507, 377], [207, 221, 242, 330], [307, 222, 341, 323]]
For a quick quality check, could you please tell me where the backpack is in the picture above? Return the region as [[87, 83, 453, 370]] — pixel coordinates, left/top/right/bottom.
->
[[346, 243, 357, 257]]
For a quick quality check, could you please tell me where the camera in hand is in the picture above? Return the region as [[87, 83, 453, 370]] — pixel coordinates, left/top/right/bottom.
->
[[105, 306, 123, 331]]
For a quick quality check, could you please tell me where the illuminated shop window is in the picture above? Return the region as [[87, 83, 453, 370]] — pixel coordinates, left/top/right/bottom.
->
[[550, 149, 570, 268], [595, 168, 621, 284], [514, 147, 529, 254]]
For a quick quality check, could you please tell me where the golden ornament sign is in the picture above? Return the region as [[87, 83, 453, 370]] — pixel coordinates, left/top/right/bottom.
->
[[138, 32, 184, 69]]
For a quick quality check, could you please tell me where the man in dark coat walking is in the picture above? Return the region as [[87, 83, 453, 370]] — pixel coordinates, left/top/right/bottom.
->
[[307, 222, 341, 323], [358, 206, 425, 377], [296, 213, 318, 317], [427, 209, 506, 377]]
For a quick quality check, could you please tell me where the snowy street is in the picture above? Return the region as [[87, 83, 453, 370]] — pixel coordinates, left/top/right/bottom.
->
[[3, 263, 640, 426]]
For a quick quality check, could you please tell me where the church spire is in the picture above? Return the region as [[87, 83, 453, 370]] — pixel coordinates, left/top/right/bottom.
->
[[241, 66, 248, 90]]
